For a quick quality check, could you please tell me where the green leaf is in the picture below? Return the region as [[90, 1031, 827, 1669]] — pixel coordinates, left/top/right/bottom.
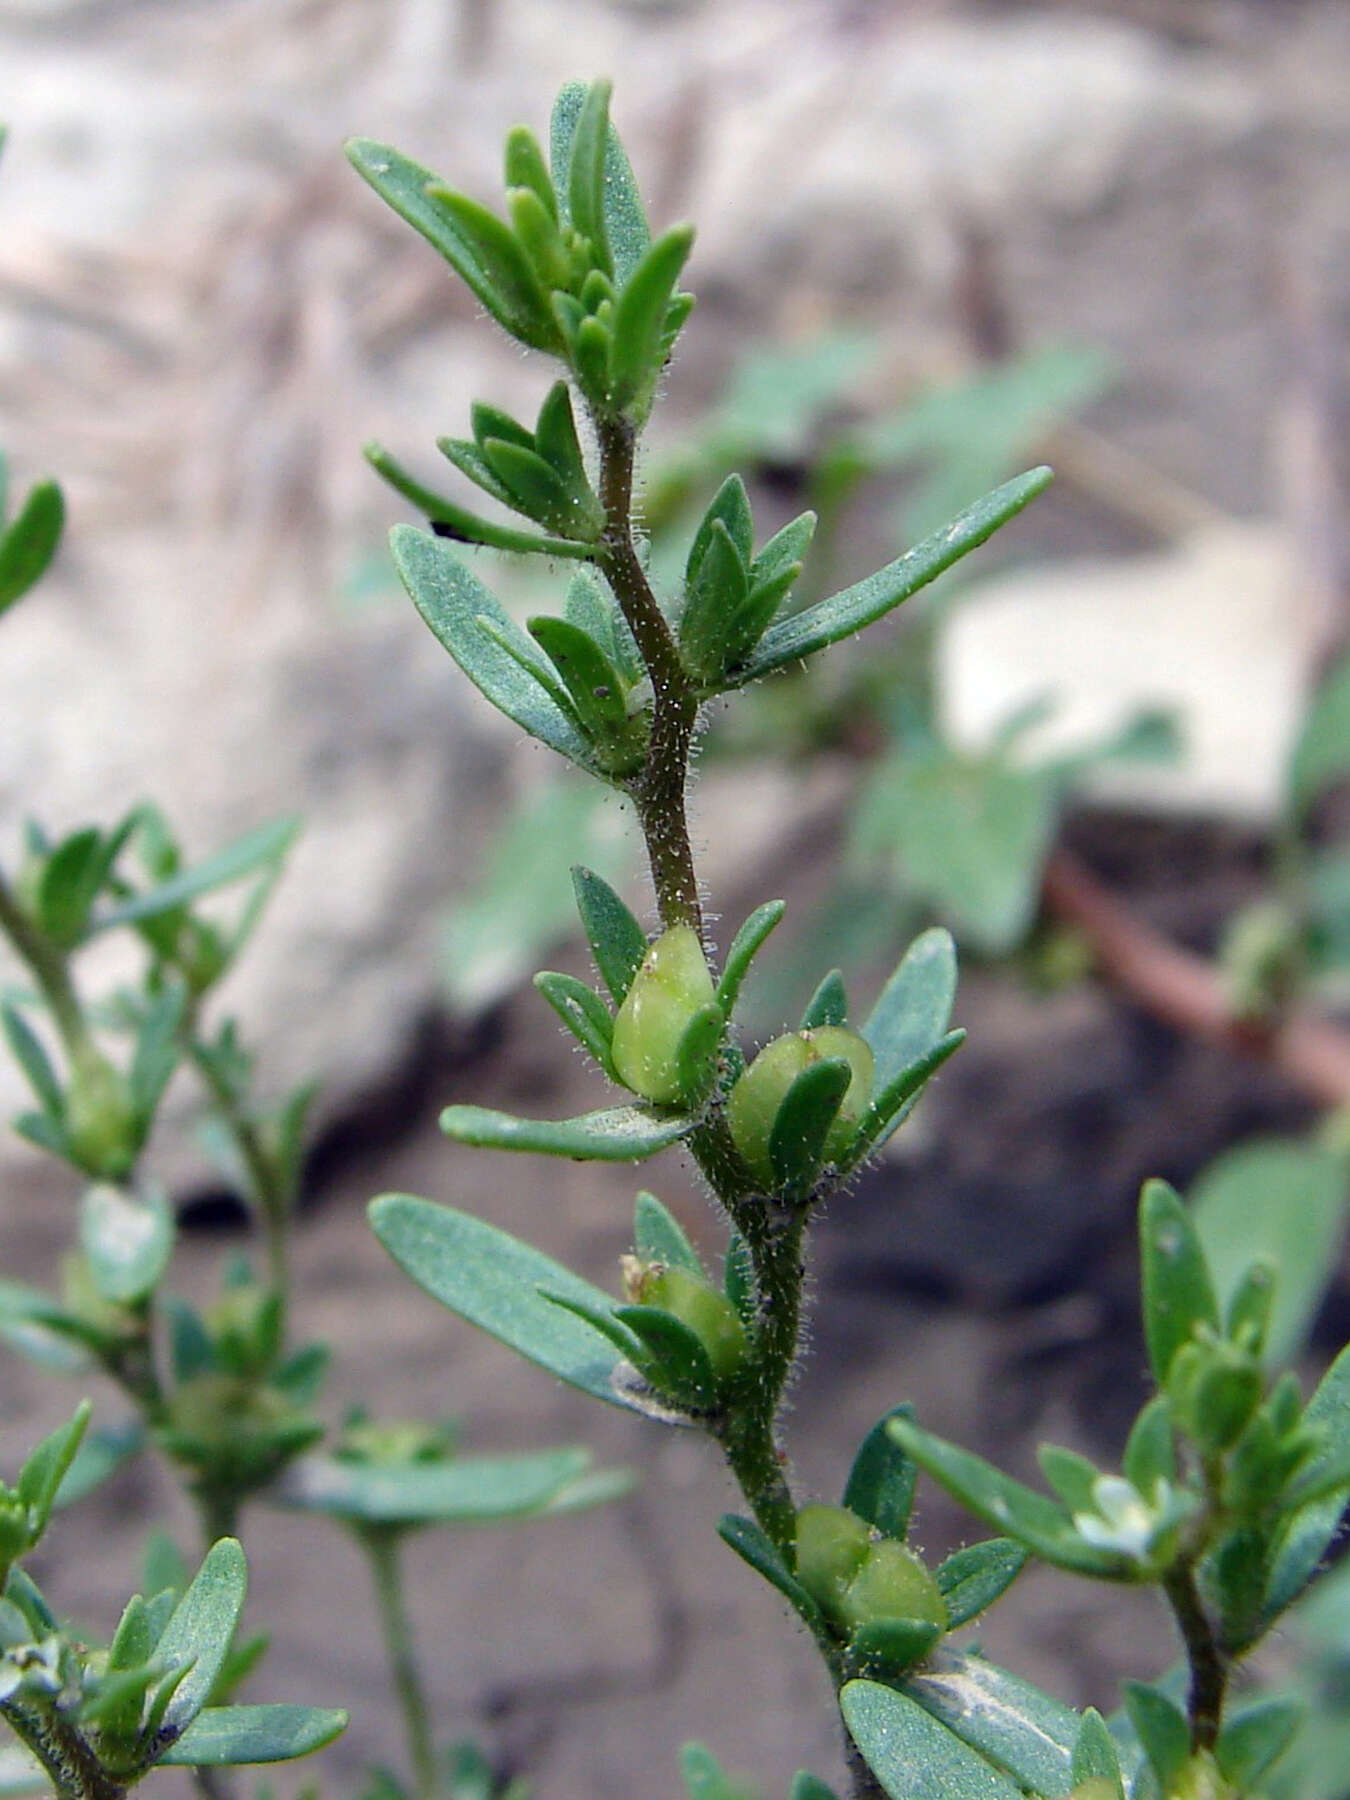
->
[[572, 865, 648, 1003], [528, 615, 634, 738], [366, 443, 593, 560], [902, 1650, 1081, 1794], [1190, 1139, 1348, 1367], [674, 1002, 723, 1106], [78, 1184, 173, 1307], [790, 1775, 840, 1800], [1, 1004, 63, 1120], [1122, 1396, 1176, 1497], [752, 512, 816, 588], [38, 826, 113, 947], [550, 80, 652, 288], [16, 1402, 92, 1538], [440, 1100, 693, 1162], [728, 469, 1052, 686], [1071, 1710, 1124, 1796], [368, 1194, 651, 1414], [1123, 1683, 1189, 1792], [563, 80, 614, 276], [613, 1304, 717, 1410], [687, 476, 754, 585], [768, 1057, 852, 1197], [841, 1680, 1025, 1800], [679, 1743, 756, 1800], [0, 480, 63, 615], [934, 1539, 1027, 1629], [1262, 1340, 1350, 1622], [130, 983, 186, 1126], [887, 1418, 1135, 1579], [90, 816, 300, 937], [611, 223, 695, 414], [633, 1191, 704, 1277], [504, 126, 556, 219], [346, 139, 558, 352], [715, 1514, 825, 1634], [856, 747, 1056, 954], [533, 382, 590, 490], [160, 1704, 347, 1766], [1139, 1178, 1220, 1387], [565, 565, 639, 681], [858, 1031, 966, 1155], [275, 1446, 591, 1525], [1038, 1445, 1101, 1515], [53, 1419, 145, 1508], [390, 527, 594, 767], [680, 519, 750, 683], [862, 928, 958, 1101], [152, 1537, 248, 1736], [802, 971, 848, 1030], [1215, 1698, 1302, 1790], [715, 899, 786, 1018], [1288, 648, 1350, 816], [533, 971, 615, 1072], [483, 438, 598, 538], [842, 1406, 917, 1539]]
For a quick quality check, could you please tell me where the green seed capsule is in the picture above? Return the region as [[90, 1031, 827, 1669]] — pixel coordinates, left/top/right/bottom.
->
[[727, 1026, 873, 1185], [794, 1503, 873, 1623], [610, 925, 716, 1106], [839, 1539, 948, 1635], [66, 1051, 139, 1181], [628, 1261, 748, 1382]]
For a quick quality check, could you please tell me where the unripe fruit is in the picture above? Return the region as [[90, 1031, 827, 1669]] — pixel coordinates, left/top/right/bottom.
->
[[794, 1504, 872, 1622], [727, 1026, 873, 1186], [838, 1539, 948, 1635], [610, 925, 716, 1106], [630, 1262, 748, 1382], [65, 1051, 139, 1182]]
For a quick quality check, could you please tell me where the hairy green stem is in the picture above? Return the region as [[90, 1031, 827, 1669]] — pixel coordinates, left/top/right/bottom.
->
[[1163, 1557, 1227, 1752], [362, 1529, 437, 1800], [2, 1698, 125, 1800], [592, 412, 702, 935], [0, 868, 94, 1064]]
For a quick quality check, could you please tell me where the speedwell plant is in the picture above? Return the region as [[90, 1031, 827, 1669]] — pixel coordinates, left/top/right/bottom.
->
[[349, 80, 1350, 1800]]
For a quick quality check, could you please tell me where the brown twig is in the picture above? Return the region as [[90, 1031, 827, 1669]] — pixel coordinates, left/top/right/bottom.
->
[[1041, 846, 1350, 1111]]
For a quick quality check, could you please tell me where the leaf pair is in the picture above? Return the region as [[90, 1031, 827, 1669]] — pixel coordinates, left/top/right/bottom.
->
[[439, 384, 604, 542], [678, 476, 815, 687]]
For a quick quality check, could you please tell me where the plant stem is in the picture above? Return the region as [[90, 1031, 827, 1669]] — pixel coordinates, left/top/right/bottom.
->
[[2, 1698, 125, 1800], [593, 411, 702, 935], [1162, 1557, 1227, 1752], [363, 1528, 437, 1800], [196, 1486, 241, 1551], [0, 868, 94, 1064]]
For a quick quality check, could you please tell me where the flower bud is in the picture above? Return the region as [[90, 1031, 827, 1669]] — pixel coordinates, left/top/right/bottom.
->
[[65, 1051, 139, 1182], [727, 1026, 873, 1186], [626, 1260, 748, 1382], [794, 1503, 872, 1623], [838, 1539, 948, 1635], [610, 924, 716, 1106]]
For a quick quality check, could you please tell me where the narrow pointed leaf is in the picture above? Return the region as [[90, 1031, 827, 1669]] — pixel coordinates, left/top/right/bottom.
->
[[674, 1003, 723, 1106], [0, 480, 63, 613], [79, 1185, 173, 1307], [934, 1539, 1027, 1628], [53, 1419, 145, 1508], [611, 223, 695, 413], [528, 616, 631, 733], [768, 1057, 851, 1196], [470, 403, 533, 452], [38, 827, 111, 946], [504, 125, 556, 218], [687, 475, 754, 581], [1123, 1396, 1176, 1497], [572, 866, 648, 1003], [1071, 1710, 1124, 1795], [1215, 1698, 1301, 1790], [368, 445, 591, 559], [728, 469, 1052, 686], [564, 80, 614, 275], [802, 971, 848, 1030], [565, 566, 637, 679], [533, 971, 614, 1071], [1, 1005, 63, 1120], [633, 1191, 703, 1276], [716, 1514, 825, 1633], [841, 1680, 1025, 1800], [482, 438, 598, 538], [751, 511, 817, 587], [859, 1030, 966, 1153], [390, 527, 594, 764], [88, 817, 300, 937], [369, 1194, 652, 1412], [1262, 1340, 1350, 1623], [724, 1231, 755, 1326], [900, 1652, 1080, 1796], [680, 519, 748, 683], [887, 1418, 1135, 1578], [1139, 1178, 1219, 1386], [130, 983, 186, 1125], [534, 382, 589, 484], [862, 928, 958, 1098], [161, 1705, 347, 1766], [790, 1776, 839, 1800], [436, 436, 518, 507], [440, 1101, 693, 1161], [1123, 1683, 1189, 1792], [716, 900, 786, 1017], [549, 81, 650, 283], [16, 1402, 92, 1534], [275, 1446, 590, 1525], [346, 139, 557, 350], [153, 1538, 247, 1736], [613, 1304, 717, 1410], [843, 1406, 918, 1539]]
